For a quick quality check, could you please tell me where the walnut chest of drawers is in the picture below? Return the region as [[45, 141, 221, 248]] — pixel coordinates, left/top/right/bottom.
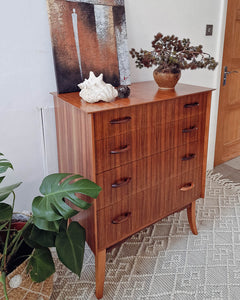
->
[[53, 81, 212, 299]]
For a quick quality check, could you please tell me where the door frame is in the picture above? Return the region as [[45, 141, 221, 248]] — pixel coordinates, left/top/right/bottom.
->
[[209, 1, 228, 168], [213, 0, 240, 166]]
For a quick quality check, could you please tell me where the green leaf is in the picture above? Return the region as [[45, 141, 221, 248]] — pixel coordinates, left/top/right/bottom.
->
[[33, 216, 62, 232], [0, 182, 22, 202], [24, 223, 56, 248], [28, 248, 55, 282], [0, 203, 13, 221], [0, 160, 13, 174], [23, 223, 43, 248], [32, 196, 62, 222], [64, 193, 91, 210], [59, 218, 68, 231], [32, 173, 101, 222], [0, 221, 9, 231], [0, 177, 5, 184], [55, 222, 86, 276]]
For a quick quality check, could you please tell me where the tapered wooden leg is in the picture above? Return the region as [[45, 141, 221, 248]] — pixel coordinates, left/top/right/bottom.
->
[[95, 249, 106, 299], [187, 201, 198, 235]]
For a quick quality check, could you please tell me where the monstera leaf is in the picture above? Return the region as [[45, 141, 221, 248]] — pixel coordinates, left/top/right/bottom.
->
[[55, 221, 86, 276], [32, 173, 101, 222], [33, 215, 63, 232], [0, 153, 21, 202], [0, 203, 13, 221], [0, 154, 102, 296], [28, 248, 55, 282], [0, 183, 22, 202], [0, 153, 13, 175], [23, 223, 57, 248]]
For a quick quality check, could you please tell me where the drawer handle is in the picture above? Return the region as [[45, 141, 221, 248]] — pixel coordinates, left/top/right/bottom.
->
[[112, 177, 131, 188], [184, 102, 199, 108], [112, 212, 131, 224], [182, 153, 196, 161], [182, 126, 198, 133], [110, 144, 130, 154], [109, 116, 131, 124], [180, 182, 195, 191]]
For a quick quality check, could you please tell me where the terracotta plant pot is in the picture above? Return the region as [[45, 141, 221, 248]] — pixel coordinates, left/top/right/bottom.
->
[[153, 67, 181, 89]]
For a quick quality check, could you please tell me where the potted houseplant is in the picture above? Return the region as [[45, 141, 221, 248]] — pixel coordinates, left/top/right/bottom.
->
[[130, 32, 218, 89], [0, 153, 101, 299]]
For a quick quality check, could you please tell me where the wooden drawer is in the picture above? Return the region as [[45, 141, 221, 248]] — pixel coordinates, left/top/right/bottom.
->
[[96, 141, 203, 210], [132, 168, 202, 230], [150, 93, 207, 126], [97, 196, 132, 250], [95, 113, 205, 173], [97, 168, 202, 250], [94, 105, 148, 140], [94, 93, 207, 140]]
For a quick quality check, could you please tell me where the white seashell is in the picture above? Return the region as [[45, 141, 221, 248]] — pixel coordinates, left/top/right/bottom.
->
[[9, 274, 22, 288], [78, 71, 118, 103]]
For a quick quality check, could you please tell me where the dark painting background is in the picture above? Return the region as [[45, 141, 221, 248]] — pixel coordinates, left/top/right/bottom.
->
[[47, 0, 130, 93]]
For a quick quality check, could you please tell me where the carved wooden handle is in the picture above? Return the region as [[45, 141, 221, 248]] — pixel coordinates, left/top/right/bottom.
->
[[180, 182, 195, 191], [184, 102, 199, 108], [110, 144, 130, 154], [112, 177, 132, 188], [182, 126, 198, 133], [182, 153, 196, 161], [109, 116, 132, 124], [112, 212, 131, 224]]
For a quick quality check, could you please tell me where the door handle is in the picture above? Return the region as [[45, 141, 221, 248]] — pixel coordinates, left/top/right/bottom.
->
[[109, 116, 131, 124], [182, 126, 198, 133], [110, 144, 130, 154], [111, 177, 131, 188], [181, 153, 196, 161], [112, 212, 131, 224], [223, 66, 239, 86], [180, 182, 195, 191]]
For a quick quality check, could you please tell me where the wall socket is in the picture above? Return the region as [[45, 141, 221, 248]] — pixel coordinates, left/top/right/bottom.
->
[[206, 24, 213, 36]]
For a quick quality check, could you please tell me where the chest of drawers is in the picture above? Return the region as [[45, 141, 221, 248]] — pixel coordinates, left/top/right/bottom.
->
[[53, 81, 212, 299]]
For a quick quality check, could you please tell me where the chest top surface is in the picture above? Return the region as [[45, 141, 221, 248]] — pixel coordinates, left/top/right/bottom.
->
[[53, 81, 213, 114]]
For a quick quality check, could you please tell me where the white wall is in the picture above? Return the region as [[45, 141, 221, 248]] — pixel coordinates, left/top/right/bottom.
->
[[0, 0, 227, 211], [125, 0, 228, 170], [0, 0, 58, 212]]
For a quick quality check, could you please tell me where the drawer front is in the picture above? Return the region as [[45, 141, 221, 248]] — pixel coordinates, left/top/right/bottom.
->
[[94, 93, 207, 140], [97, 168, 202, 250], [132, 168, 202, 230], [96, 141, 203, 210], [94, 105, 148, 140], [95, 113, 205, 173], [150, 93, 207, 126], [97, 197, 132, 250]]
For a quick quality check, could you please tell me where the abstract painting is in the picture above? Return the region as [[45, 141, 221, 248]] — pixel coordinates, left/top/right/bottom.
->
[[47, 0, 130, 93]]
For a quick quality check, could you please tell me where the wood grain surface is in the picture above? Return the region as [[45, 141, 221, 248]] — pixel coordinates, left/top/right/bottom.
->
[[53, 81, 212, 298], [96, 141, 203, 210], [53, 81, 212, 114], [97, 168, 202, 250], [95, 113, 205, 173]]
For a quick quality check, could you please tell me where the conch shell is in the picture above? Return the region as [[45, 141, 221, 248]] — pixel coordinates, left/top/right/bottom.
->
[[78, 72, 118, 103]]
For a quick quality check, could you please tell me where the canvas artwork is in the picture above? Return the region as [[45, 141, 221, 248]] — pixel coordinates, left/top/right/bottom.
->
[[47, 0, 130, 93]]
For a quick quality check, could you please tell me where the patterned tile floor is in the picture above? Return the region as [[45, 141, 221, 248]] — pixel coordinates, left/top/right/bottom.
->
[[213, 156, 240, 184]]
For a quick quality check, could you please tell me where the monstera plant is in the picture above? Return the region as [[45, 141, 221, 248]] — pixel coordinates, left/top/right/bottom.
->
[[0, 153, 101, 299]]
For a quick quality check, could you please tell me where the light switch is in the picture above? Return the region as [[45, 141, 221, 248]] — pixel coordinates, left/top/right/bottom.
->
[[206, 24, 213, 36]]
